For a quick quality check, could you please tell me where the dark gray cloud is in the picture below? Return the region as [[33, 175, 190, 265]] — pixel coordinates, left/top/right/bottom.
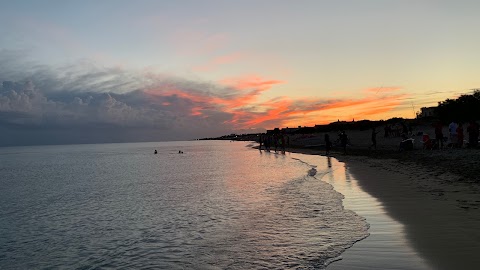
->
[[0, 50, 257, 146]]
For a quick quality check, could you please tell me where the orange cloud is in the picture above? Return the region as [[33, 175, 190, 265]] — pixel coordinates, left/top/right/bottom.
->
[[220, 75, 286, 91], [144, 79, 409, 131], [242, 98, 293, 126], [144, 75, 285, 121], [235, 93, 409, 130], [190, 106, 203, 116]]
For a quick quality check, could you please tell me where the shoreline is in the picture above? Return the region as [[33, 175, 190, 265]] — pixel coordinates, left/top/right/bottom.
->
[[254, 144, 480, 269], [332, 155, 480, 270]]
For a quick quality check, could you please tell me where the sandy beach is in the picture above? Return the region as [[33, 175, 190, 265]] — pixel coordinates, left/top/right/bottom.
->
[[330, 155, 480, 270], [258, 125, 480, 269]]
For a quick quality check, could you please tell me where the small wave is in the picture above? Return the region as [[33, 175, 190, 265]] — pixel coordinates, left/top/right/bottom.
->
[[291, 157, 317, 168], [324, 255, 343, 267]]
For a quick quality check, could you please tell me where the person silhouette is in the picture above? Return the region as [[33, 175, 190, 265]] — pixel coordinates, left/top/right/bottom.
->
[[369, 127, 380, 150], [324, 134, 332, 155], [339, 131, 348, 154], [434, 121, 444, 149]]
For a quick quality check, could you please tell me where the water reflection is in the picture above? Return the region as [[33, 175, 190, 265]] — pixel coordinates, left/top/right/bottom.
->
[[218, 145, 369, 269], [344, 164, 351, 183], [287, 153, 430, 270]]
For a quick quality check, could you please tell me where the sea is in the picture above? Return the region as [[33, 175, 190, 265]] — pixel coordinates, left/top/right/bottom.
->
[[0, 140, 369, 269]]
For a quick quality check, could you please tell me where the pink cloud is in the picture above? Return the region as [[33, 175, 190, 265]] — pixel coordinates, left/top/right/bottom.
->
[[220, 75, 286, 91], [190, 106, 203, 116], [231, 93, 409, 130], [144, 75, 286, 123], [144, 79, 409, 131]]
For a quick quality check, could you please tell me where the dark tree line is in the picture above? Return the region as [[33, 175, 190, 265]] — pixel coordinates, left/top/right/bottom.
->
[[435, 90, 480, 123]]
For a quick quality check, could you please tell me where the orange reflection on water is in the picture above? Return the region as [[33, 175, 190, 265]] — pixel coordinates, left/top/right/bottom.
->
[[225, 151, 296, 204]]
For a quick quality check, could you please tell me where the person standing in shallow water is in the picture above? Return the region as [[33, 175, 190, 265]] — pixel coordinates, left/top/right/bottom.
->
[[265, 135, 271, 151], [259, 134, 263, 150], [273, 134, 279, 152], [339, 131, 348, 154], [324, 134, 332, 155]]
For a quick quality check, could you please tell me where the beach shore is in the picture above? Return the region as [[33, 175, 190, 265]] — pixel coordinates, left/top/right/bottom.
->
[[329, 154, 480, 270], [255, 127, 480, 269]]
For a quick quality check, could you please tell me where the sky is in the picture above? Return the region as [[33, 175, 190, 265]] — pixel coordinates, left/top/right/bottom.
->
[[1, 0, 479, 146]]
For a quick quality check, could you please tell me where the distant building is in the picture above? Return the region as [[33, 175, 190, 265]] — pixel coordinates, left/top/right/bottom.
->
[[418, 107, 436, 118], [281, 127, 298, 134], [297, 126, 316, 134], [265, 128, 280, 134]]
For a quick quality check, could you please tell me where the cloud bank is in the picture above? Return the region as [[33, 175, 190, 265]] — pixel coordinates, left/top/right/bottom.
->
[[0, 50, 276, 146], [0, 50, 407, 146]]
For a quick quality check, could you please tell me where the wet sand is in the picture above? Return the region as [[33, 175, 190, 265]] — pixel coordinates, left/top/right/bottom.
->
[[289, 153, 431, 269], [274, 143, 480, 269], [328, 155, 480, 270]]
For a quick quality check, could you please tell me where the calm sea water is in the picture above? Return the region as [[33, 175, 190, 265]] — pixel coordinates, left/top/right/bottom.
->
[[0, 141, 368, 269]]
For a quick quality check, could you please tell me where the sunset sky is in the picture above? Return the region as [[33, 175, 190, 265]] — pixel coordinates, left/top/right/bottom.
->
[[1, 1, 479, 145]]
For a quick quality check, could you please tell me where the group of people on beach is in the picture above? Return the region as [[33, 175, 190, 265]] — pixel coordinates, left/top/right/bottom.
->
[[383, 122, 412, 138], [432, 120, 479, 149], [332, 119, 479, 154], [256, 119, 479, 156], [258, 133, 289, 153], [325, 131, 349, 155]]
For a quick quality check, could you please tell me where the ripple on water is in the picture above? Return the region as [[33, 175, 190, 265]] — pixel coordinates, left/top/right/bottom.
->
[[0, 141, 369, 269]]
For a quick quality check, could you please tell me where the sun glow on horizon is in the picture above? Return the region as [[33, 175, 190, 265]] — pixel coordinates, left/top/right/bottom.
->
[[143, 79, 416, 130], [2, 1, 479, 144]]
